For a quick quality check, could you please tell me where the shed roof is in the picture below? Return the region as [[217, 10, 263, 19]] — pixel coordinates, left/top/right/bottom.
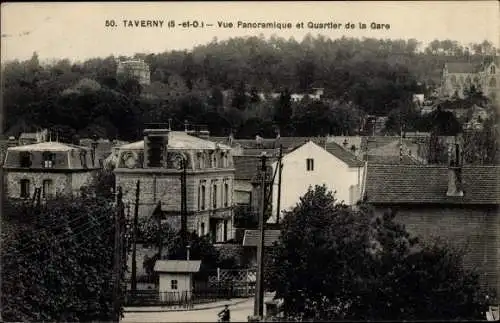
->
[[234, 155, 277, 181], [242, 229, 281, 247], [154, 260, 201, 273]]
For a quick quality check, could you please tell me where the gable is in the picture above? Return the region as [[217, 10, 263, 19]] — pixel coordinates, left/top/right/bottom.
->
[[281, 141, 362, 169]]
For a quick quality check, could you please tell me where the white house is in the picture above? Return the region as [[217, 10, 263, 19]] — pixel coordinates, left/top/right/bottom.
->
[[268, 141, 366, 223]]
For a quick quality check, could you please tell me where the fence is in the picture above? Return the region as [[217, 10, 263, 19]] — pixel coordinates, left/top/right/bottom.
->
[[124, 268, 257, 307], [124, 287, 237, 308]]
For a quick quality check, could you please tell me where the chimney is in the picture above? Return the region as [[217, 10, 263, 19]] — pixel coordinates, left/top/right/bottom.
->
[[446, 144, 464, 197], [143, 124, 170, 168]]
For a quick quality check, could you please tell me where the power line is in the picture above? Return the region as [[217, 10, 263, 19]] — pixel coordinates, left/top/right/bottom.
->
[[2, 211, 114, 258]]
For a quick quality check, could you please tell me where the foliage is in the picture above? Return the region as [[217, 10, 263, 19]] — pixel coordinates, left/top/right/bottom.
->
[[266, 185, 493, 321], [1, 196, 124, 322], [139, 219, 240, 280], [4, 36, 496, 143]]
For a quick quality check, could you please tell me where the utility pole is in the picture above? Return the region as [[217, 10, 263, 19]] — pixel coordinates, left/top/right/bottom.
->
[[254, 153, 267, 318], [155, 200, 163, 260], [112, 186, 125, 322], [180, 157, 188, 252], [130, 180, 140, 292], [276, 145, 283, 224]]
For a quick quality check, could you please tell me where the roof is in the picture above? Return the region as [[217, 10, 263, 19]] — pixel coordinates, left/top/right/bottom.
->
[[446, 62, 477, 74], [19, 132, 38, 140], [364, 164, 500, 205], [7, 141, 88, 152], [323, 142, 364, 167], [242, 229, 281, 247], [154, 260, 201, 273], [365, 155, 420, 165], [234, 155, 277, 180], [119, 131, 232, 151]]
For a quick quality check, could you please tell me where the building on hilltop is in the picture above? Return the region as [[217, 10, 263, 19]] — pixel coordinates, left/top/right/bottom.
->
[[440, 57, 499, 101], [114, 124, 236, 245], [116, 59, 151, 85], [3, 141, 99, 199]]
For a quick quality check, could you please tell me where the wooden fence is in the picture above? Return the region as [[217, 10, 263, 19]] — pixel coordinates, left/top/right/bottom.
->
[[124, 288, 235, 308]]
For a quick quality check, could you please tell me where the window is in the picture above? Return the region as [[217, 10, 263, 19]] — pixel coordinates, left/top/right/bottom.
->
[[170, 280, 178, 290], [224, 181, 229, 207], [20, 179, 30, 198], [19, 152, 31, 168], [42, 179, 53, 198], [489, 77, 497, 88], [42, 151, 55, 168], [199, 181, 206, 211], [211, 153, 217, 168], [200, 223, 205, 236], [223, 220, 228, 242], [491, 65, 496, 74], [306, 158, 314, 171], [212, 182, 218, 209], [80, 151, 88, 168]]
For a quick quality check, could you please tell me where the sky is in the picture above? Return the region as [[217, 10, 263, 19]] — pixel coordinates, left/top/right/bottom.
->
[[1, 1, 499, 63]]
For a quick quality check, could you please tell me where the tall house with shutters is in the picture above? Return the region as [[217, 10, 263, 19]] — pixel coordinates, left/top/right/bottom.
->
[[2, 142, 99, 199], [114, 125, 236, 244]]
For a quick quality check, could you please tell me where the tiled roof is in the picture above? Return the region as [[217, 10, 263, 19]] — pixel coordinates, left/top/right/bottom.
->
[[154, 260, 201, 273], [446, 62, 478, 74], [234, 156, 277, 180], [323, 142, 364, 167], [365, 155, 420, 165], [242, 229, 281, 247], [364, 164, 500, 205]]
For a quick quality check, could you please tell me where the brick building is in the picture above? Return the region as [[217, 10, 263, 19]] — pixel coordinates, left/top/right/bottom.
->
[[114, 127, 236, 243], [363, 161, 500, 296], [3, 141, 99, 199]]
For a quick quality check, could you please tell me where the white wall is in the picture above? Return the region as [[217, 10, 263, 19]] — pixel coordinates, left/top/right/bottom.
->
[[269, 141, 364, 223], [159, 273, 192, 293]]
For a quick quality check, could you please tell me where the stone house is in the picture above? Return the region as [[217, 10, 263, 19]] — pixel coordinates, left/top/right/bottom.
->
[[440, 57, 499, 100], [363, 159, 500, 296], [114, 127, 236, 244], [3, 141, 99, 199], [116, 59, 151, 85]]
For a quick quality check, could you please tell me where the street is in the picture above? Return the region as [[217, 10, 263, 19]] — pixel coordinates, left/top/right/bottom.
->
[[122, 297, 269, 322]]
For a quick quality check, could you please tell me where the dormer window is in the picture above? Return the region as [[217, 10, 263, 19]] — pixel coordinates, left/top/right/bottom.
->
[[19, 152, 31, 168], [42, 151, 55, 168]]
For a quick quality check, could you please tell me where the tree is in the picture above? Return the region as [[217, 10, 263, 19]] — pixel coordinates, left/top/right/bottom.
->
[[232, 81, 248, 111], [267, 185, 492, 321], [274, 89, 292, 135], [1, 195, 124, 322]]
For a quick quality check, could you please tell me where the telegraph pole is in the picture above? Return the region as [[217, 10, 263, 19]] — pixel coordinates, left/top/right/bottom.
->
[[112, 186, 125, 322], [254, 153, 267, 318], [155, 200, 163, 260], [180, 157, 188, 252], [130, 180, 140, 292], [276, 145, 283, 224]]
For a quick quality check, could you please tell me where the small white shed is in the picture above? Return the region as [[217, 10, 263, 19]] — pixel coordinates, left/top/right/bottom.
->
[[154, 260, 201, 301]]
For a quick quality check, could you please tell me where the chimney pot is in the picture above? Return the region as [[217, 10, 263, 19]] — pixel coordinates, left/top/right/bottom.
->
[[446, 167, 464, 197]]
